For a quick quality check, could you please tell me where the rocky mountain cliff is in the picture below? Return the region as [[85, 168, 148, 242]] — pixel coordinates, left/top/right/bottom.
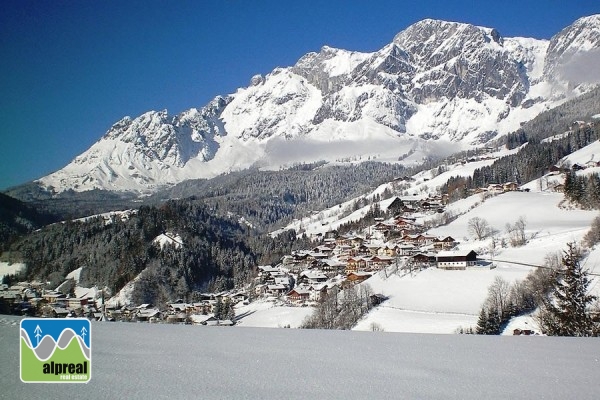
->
[[31, 15, 600, 194]]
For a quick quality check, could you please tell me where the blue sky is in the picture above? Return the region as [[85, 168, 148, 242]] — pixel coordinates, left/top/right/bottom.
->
[[1, 1, 598, 190]]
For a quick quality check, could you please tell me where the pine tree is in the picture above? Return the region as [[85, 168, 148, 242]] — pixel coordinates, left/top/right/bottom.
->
[[540, 243, 598, 337], [213, 297, 223, 320]]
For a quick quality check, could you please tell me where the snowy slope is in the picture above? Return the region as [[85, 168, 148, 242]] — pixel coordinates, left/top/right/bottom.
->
[[264, 140, 600, 334], [2, 317, 599, 400], [0, 261, 25, 281], [34, 15, 600, 194]]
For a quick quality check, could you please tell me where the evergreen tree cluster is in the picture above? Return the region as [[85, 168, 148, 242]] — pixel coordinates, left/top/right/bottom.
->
[[0, 192, 58, 251], [474, 123, 599, 188], [539, 243, 599, 337], [8, 198, 305, 307], [502, 86, 600, 149], [441, 122, 599, 202], [563, 170, 600, 209], [212, 297, 235, 321], [152, 162, 409, 231]]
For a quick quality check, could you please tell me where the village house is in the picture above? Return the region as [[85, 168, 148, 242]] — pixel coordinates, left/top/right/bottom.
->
[[308, 283, 330, 302], [266, 284, 288, 297], [298, 271, 328, 285], [345, 271, 372, 285], [410, 253, 435, 268], [286, 288, 310, 303], [379, 244, 399, 257], [395, 244, 417, 256], [433, 236, 457, 251], [436, 250, 478, 270], [320, 259, 346, 275], [366, 255, 394, 271], [503, 182, 519, 192], [345, 257, 367, 274]]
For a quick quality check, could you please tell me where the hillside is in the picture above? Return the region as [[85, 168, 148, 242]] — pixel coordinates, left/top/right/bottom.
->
[[236, 137, 600, 333]]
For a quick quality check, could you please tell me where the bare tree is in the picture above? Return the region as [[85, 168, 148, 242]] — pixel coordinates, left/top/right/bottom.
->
[[485, 276, 511, 320], [468, 217, 491, 240], [506, 216, 527, 247]]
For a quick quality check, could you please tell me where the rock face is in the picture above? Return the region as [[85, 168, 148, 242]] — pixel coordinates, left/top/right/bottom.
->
[[35, 15, 600, 194]]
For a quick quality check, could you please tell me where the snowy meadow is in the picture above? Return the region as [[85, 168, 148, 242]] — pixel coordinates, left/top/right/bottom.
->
[[1, 316, 599, 400]]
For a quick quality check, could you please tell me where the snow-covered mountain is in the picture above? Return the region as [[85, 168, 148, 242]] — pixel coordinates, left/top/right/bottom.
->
[[37, 15, 600, 193]]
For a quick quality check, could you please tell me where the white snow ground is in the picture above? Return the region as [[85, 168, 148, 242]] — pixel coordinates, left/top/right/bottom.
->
[[0, 262, 25, 281], [1, 316, 598, 399]]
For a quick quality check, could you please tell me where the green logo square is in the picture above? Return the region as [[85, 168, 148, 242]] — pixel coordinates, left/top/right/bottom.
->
[[20, 318, 91, 383]]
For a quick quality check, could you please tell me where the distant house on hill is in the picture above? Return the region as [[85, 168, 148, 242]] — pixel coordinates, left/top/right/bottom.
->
[[433, 236, 457, 251], [346, 271, 372, 284]]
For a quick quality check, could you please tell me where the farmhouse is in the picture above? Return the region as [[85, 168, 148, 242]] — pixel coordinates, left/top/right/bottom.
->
[[436, 250, 478, 270], [286, 288, 310, 303]]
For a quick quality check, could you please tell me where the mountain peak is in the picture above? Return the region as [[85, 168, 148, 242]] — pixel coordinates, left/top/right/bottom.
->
[[24, 16, 600, 195], [544, 14, 600, 80], [394, 18, 503, 48]]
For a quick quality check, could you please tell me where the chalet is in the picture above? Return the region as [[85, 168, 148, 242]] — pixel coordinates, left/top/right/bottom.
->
[[346, 271, 372, 284], [190, 314, 214, 325], [548, 165, 562, 174], [349, 236, 365, 248], [433, 236, 457, 251], [353, 244, 370, 256], [166, 312, 188, 324], [401, 234, 420, 245], [411, 253, 435, 267], [169, 303, 192, 313], [309, 284, 330, 302], [335, 236, 352, 247], [306, 251, 329, 261], [334, 244, 353, 256], [366, 255, 394, 271], [373, 222, 392, 233], [415, 234, 437, 247], [379, 244, 399, 257], [324, 230, 338, 239], [396, 244, 416, 256], [503, 182, 519, 192], [274, 276, 292, 288], [386, 197, 405, 214], [230, 292, 248, 304], [394, 217, 415, 228], [312, 245, 334, 255], [436, 250, 478, 270], [366, 244, 381, 256], [345, 257, 367, 274], [42, 292, 67, 304], [51, 307, 70, 318], [286, 288, 310, 303], [321, 259, 346, 274], [266, 284, 288, 297], [298, 271, 328, 285], [66, 297, 88, 310], [136, 308, 161, 322], [513, 328, 535, 336], [420, 200, 443, 211], [487, 184, 504, 193]]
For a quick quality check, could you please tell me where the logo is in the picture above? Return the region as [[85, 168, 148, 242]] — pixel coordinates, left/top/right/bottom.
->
[[20, 318, 91, 383]]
